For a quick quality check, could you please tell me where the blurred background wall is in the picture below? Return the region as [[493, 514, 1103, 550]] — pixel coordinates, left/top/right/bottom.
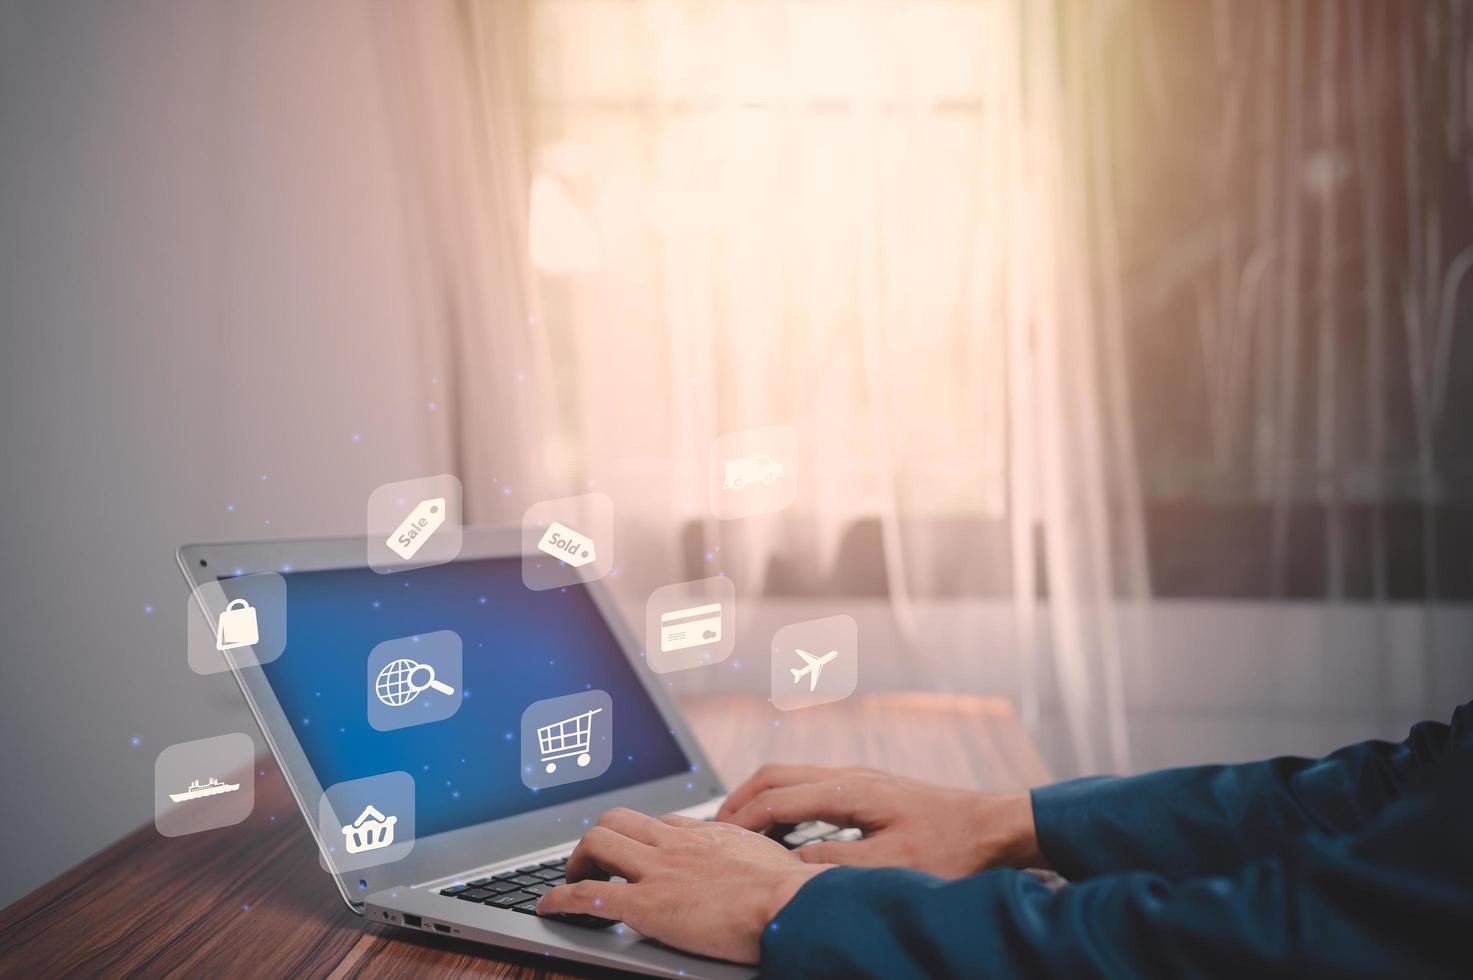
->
[[0, 0, 457, 908], [2, 0, 1471, 911]]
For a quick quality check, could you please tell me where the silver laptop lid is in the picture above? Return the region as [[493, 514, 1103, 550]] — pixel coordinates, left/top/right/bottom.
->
[[177, 528, 723, 912]]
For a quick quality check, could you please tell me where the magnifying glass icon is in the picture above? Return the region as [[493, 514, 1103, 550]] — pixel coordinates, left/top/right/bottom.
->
[[407, 661, 455, 697], [376, 657, 456, 707]]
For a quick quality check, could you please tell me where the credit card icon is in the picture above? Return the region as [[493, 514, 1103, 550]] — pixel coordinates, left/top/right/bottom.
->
[[387, 498, 446, 560], [659, 602, 723, 653], [536, 521, 597, 568]]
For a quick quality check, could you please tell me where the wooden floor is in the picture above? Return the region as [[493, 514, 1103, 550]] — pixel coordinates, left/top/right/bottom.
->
[[0, 694, 1048, 979]]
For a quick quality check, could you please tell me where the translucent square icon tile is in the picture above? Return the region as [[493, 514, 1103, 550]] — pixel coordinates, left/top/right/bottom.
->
[[367, 474, 463, 574], [645, 576, 736, 673], [155, 733, 255, 837], [367, 631, 462, 732], [187, 572, 286, 675], [520, 690, 613, 790], [318, 771, 415, 872], [521, 492, 614, 591], [770, 614, 858, 711], [710, 425, 798, 520]]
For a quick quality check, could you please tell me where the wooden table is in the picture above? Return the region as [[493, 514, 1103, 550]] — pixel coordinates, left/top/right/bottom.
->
[[0, 694, 1048, 978]]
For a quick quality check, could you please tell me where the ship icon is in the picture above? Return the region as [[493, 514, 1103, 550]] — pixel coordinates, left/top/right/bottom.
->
[[169, 776, 241, 803]]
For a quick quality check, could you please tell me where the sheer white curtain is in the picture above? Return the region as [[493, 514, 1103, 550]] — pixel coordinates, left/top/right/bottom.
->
[[377, 0, 1144, 775], [371, 0, 552, 522]]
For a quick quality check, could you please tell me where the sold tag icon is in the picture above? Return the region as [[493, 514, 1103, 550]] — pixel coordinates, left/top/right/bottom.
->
[[537, 521, 597, 568]]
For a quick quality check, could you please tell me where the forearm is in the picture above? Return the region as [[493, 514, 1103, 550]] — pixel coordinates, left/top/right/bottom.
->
[[764, 749, 1473, 980], [1032, 705, 1468, 880]]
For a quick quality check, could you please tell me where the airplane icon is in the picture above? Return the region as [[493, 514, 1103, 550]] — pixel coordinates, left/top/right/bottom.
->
[[790, 649, 838, 692]]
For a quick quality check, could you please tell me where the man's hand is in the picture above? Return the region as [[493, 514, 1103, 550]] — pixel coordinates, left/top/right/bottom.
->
[[716, 765, 1044, 877], [536, 807, 830, 964]]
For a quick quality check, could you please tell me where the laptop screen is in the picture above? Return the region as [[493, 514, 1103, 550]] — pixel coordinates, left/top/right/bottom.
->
[[260, 556, 693, 840]]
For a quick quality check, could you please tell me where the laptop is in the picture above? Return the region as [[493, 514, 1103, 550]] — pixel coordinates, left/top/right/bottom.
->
[[177, 527, 831, 979]]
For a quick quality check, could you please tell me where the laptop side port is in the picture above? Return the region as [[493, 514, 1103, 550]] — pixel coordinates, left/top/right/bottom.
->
[[402, 914, 422, 928], [434, 923, 451, 933]]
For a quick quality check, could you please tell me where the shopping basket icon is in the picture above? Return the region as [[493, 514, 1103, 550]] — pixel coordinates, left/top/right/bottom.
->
[[537, 707, 603, 774]]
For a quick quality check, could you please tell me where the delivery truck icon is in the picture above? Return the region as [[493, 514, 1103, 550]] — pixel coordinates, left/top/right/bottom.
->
[[722, 454, 785, 491]]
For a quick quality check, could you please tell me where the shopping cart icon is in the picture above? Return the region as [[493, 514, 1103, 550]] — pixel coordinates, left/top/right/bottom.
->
[[537, 707, 603, 774]]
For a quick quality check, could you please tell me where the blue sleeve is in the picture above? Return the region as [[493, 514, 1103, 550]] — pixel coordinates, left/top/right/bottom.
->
[[1032, 701, 1471, 879], [761, 743, 1473, 979]]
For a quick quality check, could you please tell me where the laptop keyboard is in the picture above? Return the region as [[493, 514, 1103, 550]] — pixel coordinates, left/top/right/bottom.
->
[[439, 857, 616, 929], [780, 820, 863, 849], [436, 822, 861, 931]]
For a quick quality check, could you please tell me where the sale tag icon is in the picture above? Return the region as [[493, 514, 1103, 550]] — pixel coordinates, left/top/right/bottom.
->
[[536, 521, 597, 568], [387, 498, 447, 560]]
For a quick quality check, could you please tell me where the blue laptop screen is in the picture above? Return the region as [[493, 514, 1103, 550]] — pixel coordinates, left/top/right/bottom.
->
[[260, 556, 692, 839]]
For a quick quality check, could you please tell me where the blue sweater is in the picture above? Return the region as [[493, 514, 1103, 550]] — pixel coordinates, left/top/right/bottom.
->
[[763, 701, 1473, 978]]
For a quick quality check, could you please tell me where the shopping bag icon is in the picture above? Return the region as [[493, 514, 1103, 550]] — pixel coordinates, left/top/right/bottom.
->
[[215, 598, 260, 651]]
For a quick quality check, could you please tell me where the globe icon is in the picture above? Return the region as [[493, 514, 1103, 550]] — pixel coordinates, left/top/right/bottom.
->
[[375, 658, 423, 706]]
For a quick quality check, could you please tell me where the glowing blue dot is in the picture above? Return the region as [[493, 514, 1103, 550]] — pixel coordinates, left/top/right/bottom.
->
[[280, 563, 292, 573], [259, 474, 268, 481], [143, 605, 154, 615], [129, 736, 141, 747], [226, 503, 235, 513], [478, 596, 487, 605], [351, 433, 361, 443], [243, 903, 251, 911], [372, 600, 380, 609], [302, 718, 310, 725]]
